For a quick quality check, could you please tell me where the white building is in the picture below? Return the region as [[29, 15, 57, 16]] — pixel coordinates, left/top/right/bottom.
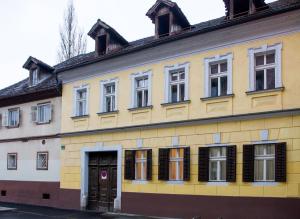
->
[[0, 57, 63, 208]]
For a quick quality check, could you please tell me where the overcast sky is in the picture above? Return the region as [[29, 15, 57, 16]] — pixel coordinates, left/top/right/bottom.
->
[[0, 0, 276, 89]]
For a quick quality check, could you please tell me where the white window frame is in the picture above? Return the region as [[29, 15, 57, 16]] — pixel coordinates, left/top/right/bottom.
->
[[37, 151, 49, 170], [7, 108, 20, 127], [209, 147, 227, 182], [31, 69, 39, 86], [204, 53, 233, 98], [164, 62, 190, 103], [248, 43, 282, 92], [130, 70, 152, 108], [254, 144, 275, 182], [73, 85, 89, 117], [169, 148, 184, 181], [100, 78, 118, 113], [135, 150, 147, 181], [7, 153, 17, 170], [34, 103, 52, 124]]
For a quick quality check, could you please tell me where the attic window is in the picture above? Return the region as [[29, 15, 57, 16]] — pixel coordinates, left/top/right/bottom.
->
[[31, 69, 39, 86], [234, 0, 250, 17], [158, 14, 170, 38], [97, 35, 107, 55]]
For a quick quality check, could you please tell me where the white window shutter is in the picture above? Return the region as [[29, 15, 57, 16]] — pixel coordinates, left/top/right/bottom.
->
[[48, 104, 53, 122], [2, 111, 8, 127], [16, 108, 20, 126], [31, 106, 38, 123], [73, 89, 77, 116]]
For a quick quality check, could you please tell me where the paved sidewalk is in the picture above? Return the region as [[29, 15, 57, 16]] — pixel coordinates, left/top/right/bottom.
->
[[0, 202, 152, 219]]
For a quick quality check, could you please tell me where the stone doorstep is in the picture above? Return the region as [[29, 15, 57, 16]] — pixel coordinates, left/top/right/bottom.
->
[[0, 207, 16, 212]]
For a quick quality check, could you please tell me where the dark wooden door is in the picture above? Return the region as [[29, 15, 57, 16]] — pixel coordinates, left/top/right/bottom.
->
[[87, 152, 117, 212]]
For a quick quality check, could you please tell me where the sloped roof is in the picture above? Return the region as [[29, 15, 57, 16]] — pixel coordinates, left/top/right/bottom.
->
[[53, 0, 300, 73]]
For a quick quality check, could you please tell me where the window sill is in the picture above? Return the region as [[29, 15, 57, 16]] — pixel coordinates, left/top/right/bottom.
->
[[37, 168, 48, 171], [207, 181, 228, 186], [246, 87, 284, 95], [6, 125, 19, 129], [161, 100, 191, 107], [252, 182, 278, 186], [201, 94, 234, 101], [128, 105, 153, 112], [71, 115, 89, 120], [167, 180, 184, 185], [132, 180, 149, 184], [36, 121, 51, 125], [97, 110, 119, 116]]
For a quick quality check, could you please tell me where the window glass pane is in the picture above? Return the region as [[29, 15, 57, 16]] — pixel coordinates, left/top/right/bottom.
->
[[221, 147, 226, 157], [266, 68, 275, 89], [111, 96, 115, 111], [136, 162, 142, 180], [137, 91, 143, 108], [256, 55, 264, 66], [266, 145, 275, 155], [211, 78, 218, 97], [210, 148, 219, 158], [179, 84, 185, 102], [210, 64, 218, 74], [209, 161, 218, 181], [266, 53, 275, 64], [169, 161, 177, 180], [144, 90, 148, 107], [179, 160, 183, 180], [170, 149, 177, 158], [254, 159, 264, 181], [171, 73, 178, 82], [220, 76, 227, 96], [255, 70, 264, 91], [255, 145, 264, 156], [266, 159, 275, 181], [180, 72, 185, 80], [220, 160, 226, 181], [220, 62, 228, 72], [106, 97, 111, 112], [171, 85, 178, 102]]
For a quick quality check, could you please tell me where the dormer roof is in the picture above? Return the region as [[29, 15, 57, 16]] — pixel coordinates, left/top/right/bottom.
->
[[23, 56, 54, 71], [146, 0, 190, 27], [87, 19, 128, 45]]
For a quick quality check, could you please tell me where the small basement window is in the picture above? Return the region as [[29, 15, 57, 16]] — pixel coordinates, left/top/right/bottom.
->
[[42, 193, 50, 199], [1, 190, 7, 196], [97, 35, 107, 55], [158, 14, 170, 38]]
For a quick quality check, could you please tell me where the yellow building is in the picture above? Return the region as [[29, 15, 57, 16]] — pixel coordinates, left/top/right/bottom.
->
[[56, 0, 300, 218]]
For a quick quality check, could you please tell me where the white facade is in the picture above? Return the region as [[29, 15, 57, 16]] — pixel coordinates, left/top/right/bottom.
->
[[0, 96, 61, 182]]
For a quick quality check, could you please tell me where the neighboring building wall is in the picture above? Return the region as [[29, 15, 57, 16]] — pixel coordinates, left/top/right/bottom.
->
[[0, 97, 64, 208], [0, 97, 61, 140]]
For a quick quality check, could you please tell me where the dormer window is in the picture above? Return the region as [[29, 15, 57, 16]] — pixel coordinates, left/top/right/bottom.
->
[[158, 14, 170, 38], [88, 19, 128, 57], [97, 35, 107, 55], [31, 69, 39, 86], [224, 0, 269, 19], [147, 0, 190, 39]]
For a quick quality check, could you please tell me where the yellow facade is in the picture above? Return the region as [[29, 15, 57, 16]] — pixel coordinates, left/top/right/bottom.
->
[[60, 32, 300, 198]]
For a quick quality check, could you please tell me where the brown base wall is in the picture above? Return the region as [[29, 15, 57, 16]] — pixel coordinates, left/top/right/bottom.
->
[[122, 192, 300, 219], [0, 181, 80, 210]]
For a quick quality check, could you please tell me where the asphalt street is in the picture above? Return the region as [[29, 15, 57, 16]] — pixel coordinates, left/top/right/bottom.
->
[[0, 203, 152, 219]]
